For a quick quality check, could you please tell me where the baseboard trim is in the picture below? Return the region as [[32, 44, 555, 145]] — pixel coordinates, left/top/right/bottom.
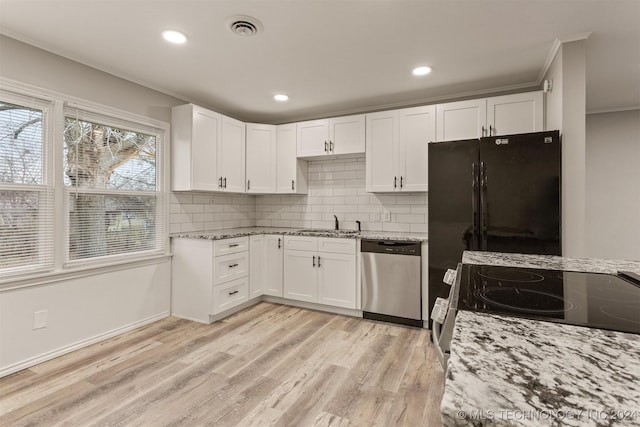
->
[[262, 296, 362, 318], [0, 311, 170, 378]]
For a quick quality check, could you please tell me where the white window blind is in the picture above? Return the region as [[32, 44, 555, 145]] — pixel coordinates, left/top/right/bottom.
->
[[63, 110, 166, 265], [0, 95, 54, 277]]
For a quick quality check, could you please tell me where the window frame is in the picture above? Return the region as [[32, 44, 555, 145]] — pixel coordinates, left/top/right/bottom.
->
[[62, 105, 168, 269], [0, 79, 170, 287], [0, 90, 55, 279]]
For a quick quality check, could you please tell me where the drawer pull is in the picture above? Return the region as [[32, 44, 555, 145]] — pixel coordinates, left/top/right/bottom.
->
[[228, 244, 239, 248], [228, 290, 239, 296], [278, 238, 281, 249], [229, 263, 239, 268], [317, 256, 321, 267]]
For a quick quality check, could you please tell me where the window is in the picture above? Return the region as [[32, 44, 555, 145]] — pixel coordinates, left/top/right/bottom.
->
[[63, 111, 166, 265], [0, 94, 54, 276]]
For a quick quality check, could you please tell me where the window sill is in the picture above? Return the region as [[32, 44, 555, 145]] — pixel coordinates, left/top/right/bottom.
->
[[0, 254, 172, 292]]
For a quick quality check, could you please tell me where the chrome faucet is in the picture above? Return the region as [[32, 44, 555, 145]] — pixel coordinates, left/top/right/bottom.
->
[[334, 215, 339, 230]]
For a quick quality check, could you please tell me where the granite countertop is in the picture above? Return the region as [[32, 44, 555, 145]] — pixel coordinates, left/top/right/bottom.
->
[[441, 251, 640, 427], [170, 227, 428, 242]]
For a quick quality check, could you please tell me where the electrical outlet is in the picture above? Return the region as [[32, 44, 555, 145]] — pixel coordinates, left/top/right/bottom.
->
[[209, 198, 216, 206], [372, 211, 381, 222], [383, 210, 391, 222], [33, 310, 48, 330]]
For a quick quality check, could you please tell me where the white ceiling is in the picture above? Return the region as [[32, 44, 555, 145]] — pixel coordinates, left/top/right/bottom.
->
[[1, 0, 639, 124]]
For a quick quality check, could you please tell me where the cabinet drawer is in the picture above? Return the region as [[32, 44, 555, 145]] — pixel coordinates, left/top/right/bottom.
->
[[214, 236, 249, 256], [214, 252, 249, 285], [284, 235, 317, 252], [212, 278, 249, 314], [317, 237, 356, 254]]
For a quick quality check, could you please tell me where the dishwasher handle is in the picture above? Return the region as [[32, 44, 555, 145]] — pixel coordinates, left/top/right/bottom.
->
[[361, 239, 421, 255]]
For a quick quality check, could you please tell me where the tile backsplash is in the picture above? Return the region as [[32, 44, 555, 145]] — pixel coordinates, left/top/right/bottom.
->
[[170, 155, 427, 233]]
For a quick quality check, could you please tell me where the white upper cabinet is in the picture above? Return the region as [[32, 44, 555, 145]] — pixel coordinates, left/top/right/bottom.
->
[[246, 123, 276, 193], [436, 91, 544, 141], [436, 99, 487, 142], [329, 114, 366, 155], [398, 105, 435, 192], [171, 104, 246, 193], [486, 91, 543, 136], [218, 115, 246, 192], [366, 105, 435, 192], [276, 124, 308, 194], [171, 104, 222, 192], [296, 114, 365, 158], [365, 110, 398, 193]]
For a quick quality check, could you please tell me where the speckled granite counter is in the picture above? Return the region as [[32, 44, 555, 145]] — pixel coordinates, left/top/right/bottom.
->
[[170, 227, 427, 242], [441, 251, 640, 427]]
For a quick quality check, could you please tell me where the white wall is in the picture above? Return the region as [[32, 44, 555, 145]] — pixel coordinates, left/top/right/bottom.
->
[[586, 110, 640, 261], [544, 39, 587, 257], [0, 262, 170, 376], [0, 35, 184, 122], [0, 35, 178, 376]]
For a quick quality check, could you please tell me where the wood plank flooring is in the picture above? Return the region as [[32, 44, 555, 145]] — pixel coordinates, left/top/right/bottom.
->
[[0, 302, 445, 426]]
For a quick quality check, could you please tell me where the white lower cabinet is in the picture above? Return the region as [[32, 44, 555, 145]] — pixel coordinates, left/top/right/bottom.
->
[[171, 237, 249, 323], [317, 252, 357, 309], [250, 234, 284, 298], [284, 250, 318, 302], [283, 236, 356, 309], [264, 235, 284, 296]]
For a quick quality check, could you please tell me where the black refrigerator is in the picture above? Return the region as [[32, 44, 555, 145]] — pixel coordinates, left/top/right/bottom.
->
[[427, 130, 561, 324]]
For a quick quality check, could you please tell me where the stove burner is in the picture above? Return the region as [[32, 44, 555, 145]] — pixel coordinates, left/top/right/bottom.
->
[[478, 267, 545, 283], [600, 305, 640, 325], [474, 287, 572, 315]]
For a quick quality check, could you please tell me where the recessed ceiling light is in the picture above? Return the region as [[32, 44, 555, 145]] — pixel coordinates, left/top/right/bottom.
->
[[274, 94, 289, 102], [412, 66, 432, 76], [162, 30, 188, 44]]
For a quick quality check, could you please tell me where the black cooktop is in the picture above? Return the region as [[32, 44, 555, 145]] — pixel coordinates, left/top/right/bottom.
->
[[457, 264, 640, 334]]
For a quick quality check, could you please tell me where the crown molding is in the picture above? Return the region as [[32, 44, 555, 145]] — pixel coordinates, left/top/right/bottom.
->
[[536, 32, 592, 85]]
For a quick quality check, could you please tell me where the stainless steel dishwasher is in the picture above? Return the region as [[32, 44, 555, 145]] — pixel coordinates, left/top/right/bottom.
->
[[361, 239, 422, 327]]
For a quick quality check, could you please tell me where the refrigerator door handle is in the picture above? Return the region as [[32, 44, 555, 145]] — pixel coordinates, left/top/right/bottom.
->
[[471, 163, 479, 250], [480, 161, 488, 250]]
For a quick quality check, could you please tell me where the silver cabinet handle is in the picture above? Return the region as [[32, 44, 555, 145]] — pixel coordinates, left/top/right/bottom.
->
[[312, 255, 316, 267], [277, 238, 281, 249], [317, 256, 321, 267], [229, 263, 239, 268], [228, 290, 239, 296]]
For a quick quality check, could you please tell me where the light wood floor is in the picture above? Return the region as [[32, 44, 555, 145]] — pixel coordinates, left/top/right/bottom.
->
[[0, 302, 445, 427]]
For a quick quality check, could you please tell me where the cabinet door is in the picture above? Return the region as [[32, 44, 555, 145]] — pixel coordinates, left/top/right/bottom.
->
[[399, 105, 435, 192], [276, 124, 308, 194], [329, 114, 365, 155], [317, 252, 356, 309], [218, 115, 246, 192], [249, 235, 264, 298], [264, 235, 284, 297], [212, 277, 249, 314], [487, 91, 543, 136], [283, 250, 317, 302], [297, 119, 329, 157], [190, 106, 221, 191], [436, 99, 487, 141], [365, 111, 398, 192], [246, 123, 276, 193]]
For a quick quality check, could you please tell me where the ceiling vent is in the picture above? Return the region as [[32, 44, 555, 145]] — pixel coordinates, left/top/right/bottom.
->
[[228, 16, 263, 37]]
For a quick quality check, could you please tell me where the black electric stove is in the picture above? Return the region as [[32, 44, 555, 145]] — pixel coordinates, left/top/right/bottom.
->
[[457, 264, 640, 334]]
